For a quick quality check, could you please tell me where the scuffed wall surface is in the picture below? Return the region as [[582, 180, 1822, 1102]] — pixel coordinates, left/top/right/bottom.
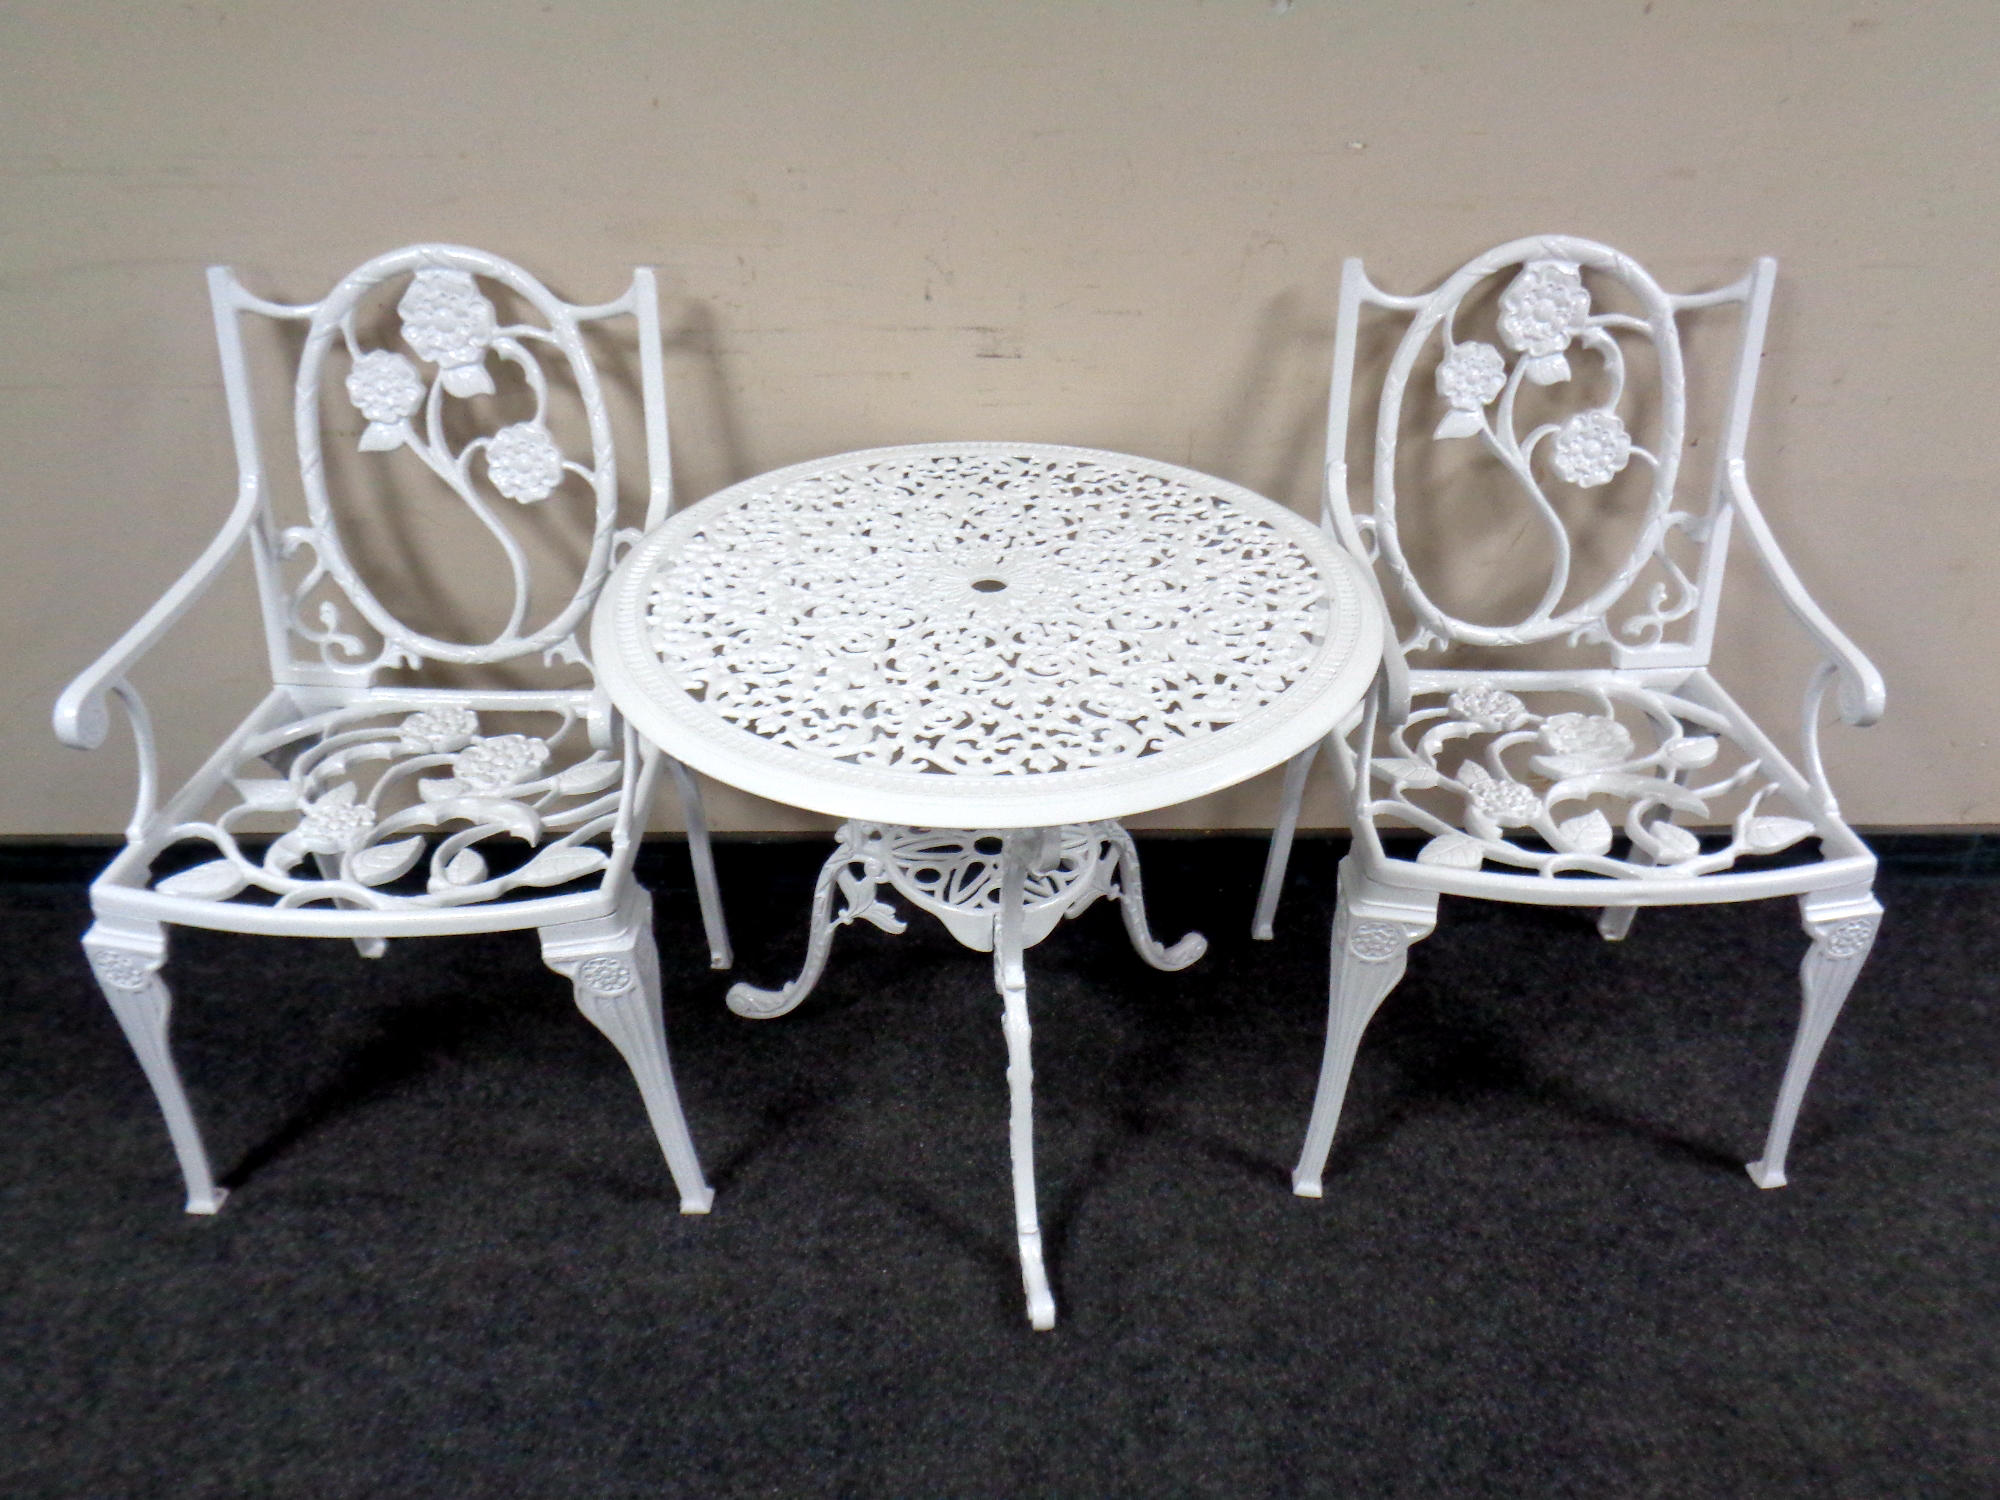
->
[[3, 1, 1993, 834]]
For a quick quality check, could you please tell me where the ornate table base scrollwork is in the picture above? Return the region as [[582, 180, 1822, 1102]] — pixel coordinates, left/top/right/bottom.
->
[[593, 442, 1385, 1329], [730, 820, 1205, 1329]]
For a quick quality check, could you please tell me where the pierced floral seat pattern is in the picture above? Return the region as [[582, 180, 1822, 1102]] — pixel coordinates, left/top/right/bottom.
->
[[133, 702, 629, 911], [1256, 236, 1885, 1201], [1369, 680, 1821, 880], [56, 246, 723, 1222]]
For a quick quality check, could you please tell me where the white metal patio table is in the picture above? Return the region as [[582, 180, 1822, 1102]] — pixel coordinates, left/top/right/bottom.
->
[[592, 441, 1384, 1328]]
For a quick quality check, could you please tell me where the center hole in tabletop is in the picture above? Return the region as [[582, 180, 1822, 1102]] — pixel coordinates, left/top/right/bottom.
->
[[971, 577, 1008, 593]]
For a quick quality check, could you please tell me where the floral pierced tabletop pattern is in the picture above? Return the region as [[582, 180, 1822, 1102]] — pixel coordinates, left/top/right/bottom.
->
[[647, 450, 1328, 776], [598, 444, 1383, 828]]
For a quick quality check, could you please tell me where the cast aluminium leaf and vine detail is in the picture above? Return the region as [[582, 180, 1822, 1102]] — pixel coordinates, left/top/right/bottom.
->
[[594, 444, 1384, 829]]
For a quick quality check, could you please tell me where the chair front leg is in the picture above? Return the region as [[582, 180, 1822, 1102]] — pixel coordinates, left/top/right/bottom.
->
[[542, 890, 712, 1215], [83, 917, 228, 1214], [1253, 741, 1321, 941], [1293, 858, 1437, 1198], [1747, 893, 1881, 1189]]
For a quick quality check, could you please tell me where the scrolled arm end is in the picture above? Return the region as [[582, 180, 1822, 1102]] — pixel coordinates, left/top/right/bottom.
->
[[53, 678, 112, 750], [1832, 652, 1886, 728], [1727, 462, 1885, 730]]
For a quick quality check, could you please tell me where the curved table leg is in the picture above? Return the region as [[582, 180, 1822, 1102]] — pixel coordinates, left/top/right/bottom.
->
[[997, 828, 1058, 1331], [728, 823, 904, 1019], [1102, 822, 1207, 971]]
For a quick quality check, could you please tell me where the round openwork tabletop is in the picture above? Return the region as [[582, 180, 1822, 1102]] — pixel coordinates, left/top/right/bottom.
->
[[593, 443, 1384, 828]]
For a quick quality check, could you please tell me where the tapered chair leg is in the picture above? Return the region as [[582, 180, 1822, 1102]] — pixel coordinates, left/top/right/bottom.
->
[[1595, 904, 1638, 942], [1293, 859, 1437, 1198], [1747, 894, 1881, 1189], [83, 917, 228, 1214], [1598, 816, 1668, 941], [666, 756, 733, 971], [542, 890, 713, 1214], [1253, 741, 1321, 941]]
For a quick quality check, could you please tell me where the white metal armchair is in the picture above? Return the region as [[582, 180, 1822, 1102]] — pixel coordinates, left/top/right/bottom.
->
[[1255, 236, 1884, 1196], [54, 245, 731, 1216]]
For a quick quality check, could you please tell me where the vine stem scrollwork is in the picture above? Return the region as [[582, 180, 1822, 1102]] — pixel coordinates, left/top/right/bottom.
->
[[1367, 678, 1823, 881], [1373, 244, 1706, 654], [287, 249, 623, 675], [145, 701, 629, 913]]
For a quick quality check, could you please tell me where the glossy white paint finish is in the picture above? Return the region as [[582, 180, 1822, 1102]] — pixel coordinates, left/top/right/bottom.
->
[[595, 441, 1384, 1327], [56, 246, 726, 1217], [596, 443, 1383, 830], [1257, 238, 1884, 1196]]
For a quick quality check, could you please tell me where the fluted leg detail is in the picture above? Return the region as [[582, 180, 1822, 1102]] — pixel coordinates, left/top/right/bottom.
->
[[83, 919, 227, 1214], [1293, 859, 1437, 1198], [542, 891, 712, 1214], [1102, 822, 1206, 971], [1253, 742, 1321, 941], [1747, 895, 1881, 1189], [667, 755, 733, 971]]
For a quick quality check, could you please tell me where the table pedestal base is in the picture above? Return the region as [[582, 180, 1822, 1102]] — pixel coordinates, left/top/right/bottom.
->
[[727, 821, 1206, 1329]]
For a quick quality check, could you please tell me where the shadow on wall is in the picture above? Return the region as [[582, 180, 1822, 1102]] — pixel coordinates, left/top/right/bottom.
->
[[1203, 288, 1334, 515], [238, 261, 754, 696]]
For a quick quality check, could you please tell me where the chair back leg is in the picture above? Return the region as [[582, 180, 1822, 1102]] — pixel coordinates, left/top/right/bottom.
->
[[82, 916, 228, 1215], [1596, 904, 1640, 942], [1252, 742, 1321, 941], [309, 853, 389, 959], [666, 756, 733, 971]]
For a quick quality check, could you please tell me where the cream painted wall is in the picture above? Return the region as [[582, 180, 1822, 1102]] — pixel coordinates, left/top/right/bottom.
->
[[3, 0, 1994, 836]]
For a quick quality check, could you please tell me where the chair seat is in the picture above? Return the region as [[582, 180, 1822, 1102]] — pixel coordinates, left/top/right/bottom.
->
[[1344, 671, 1870, 900], [95, 687, 635, 933]]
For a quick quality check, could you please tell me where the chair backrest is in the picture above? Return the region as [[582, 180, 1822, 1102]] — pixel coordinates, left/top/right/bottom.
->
[[1325, 235, 1775, 671], [209, 245, 673, 686]]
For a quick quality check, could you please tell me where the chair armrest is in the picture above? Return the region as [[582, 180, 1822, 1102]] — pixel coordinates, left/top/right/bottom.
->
[[53, 479, 263, 750], [1726, 460, 1885, 726]]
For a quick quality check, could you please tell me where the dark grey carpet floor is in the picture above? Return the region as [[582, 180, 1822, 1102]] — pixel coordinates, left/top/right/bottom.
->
[[1, 838, 1994, 1498]]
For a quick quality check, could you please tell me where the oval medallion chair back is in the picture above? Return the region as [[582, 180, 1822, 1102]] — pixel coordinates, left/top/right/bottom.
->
[[1254, 235, 1884, 1196], [53, 245, 730, 1216]]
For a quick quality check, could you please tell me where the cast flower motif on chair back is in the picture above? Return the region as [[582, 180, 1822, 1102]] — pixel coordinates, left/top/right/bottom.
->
[[278, 247, 624, 681], [1364, 240, 1712, 661], [1304, 236, 1867, 885], [1267, 237, 1885, 1201], [72, 246, 684, 918]]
